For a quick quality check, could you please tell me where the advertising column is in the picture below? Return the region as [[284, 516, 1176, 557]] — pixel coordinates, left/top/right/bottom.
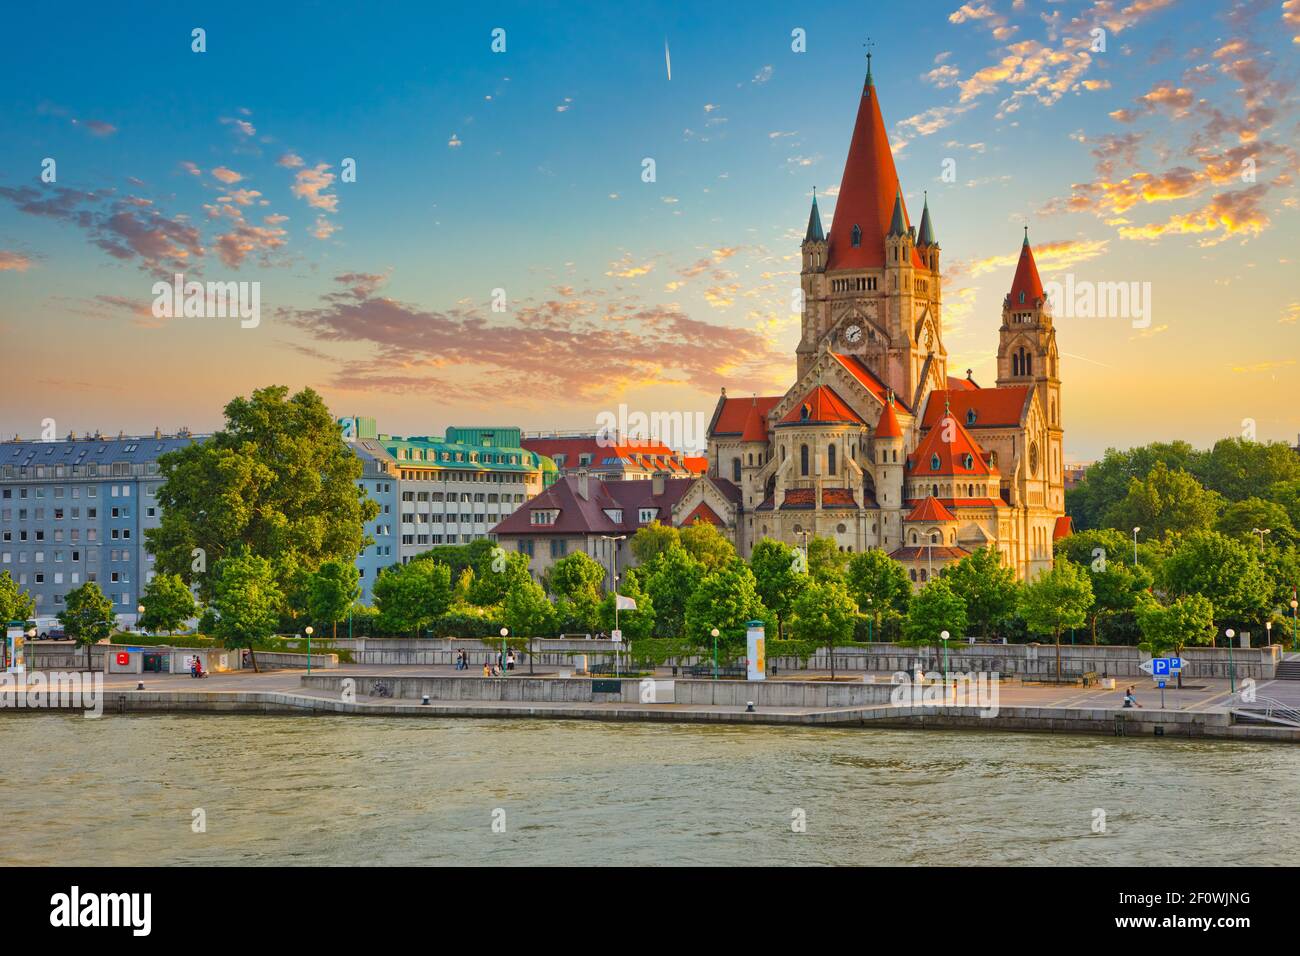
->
[[745, 620, 766, 682]]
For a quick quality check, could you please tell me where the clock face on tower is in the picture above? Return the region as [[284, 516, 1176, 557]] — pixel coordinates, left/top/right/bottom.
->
[[844, 324, 863, 345]]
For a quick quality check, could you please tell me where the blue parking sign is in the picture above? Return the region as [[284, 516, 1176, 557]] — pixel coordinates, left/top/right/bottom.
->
[[1168, 656, 1183, 673], [1152, 658, 1171, 677]]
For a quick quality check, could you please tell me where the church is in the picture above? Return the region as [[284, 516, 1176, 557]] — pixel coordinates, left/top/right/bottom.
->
[[673, 58, 1069, 583]]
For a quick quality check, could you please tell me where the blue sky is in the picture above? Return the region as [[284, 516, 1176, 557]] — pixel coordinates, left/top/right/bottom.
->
[[1, 0, 1297, 458]]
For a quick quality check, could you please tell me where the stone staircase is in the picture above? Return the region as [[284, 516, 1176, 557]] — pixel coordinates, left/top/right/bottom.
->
[[1275, 656, 1300, 680]]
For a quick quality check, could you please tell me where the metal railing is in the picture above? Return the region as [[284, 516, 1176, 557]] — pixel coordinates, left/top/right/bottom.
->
[[1229, 694, 1300, 728]]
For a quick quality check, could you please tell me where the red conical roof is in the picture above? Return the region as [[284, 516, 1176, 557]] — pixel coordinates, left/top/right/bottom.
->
[[905, 496, 957, 523], [875, 396, 903, 439], [1008, 231, 1045, 307], [827, 75, 914, 271], [740, 399, 768, 442]]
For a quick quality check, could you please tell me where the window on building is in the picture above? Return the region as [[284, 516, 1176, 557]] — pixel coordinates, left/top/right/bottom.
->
[[800, 444, 809, 477]]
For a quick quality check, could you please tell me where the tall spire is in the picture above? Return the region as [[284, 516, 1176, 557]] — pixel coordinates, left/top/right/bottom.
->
[[1009, 228, 1045, 306], [825, 67, 911, 270], [804, 188, 825, 243], [864, 37, 874, 89], [916, 191, 936, 246]]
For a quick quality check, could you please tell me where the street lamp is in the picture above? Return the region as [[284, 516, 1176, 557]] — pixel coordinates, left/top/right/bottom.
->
[[1131, 527, 1140, 566], [499, 626, 509, 676], [1250, 527, 1271, 552], [136, 603, 146, 635], [711, 627, 720, 680], [866, 596, 874, 643], [1266, 620, 1273, 648], [600, 534, 628, 672], [1291, 598, 1298, 651], [1226, 628, 1236, 693], [940, 630, 950, 681], [304, 625, 313, 674]]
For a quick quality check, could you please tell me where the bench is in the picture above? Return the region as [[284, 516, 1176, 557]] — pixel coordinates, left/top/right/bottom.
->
[[1081, 671, 1100, 687], [683, 664, 747, 679]]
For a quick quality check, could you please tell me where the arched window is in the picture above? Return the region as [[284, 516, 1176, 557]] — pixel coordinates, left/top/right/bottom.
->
[[1012, 353, 1021, 376], [910, 531, 917, 545], [930, 454, 941, 471], [932, 483, 939, 497], [851, 224, 862, 248], [920, 568, 928, 582], [966, 408, 977, 426], [732, 458, 741, 483], [1019, 290, 1026, 304], [910, 568, 917, 582], [1025, 352, 1032, 375], [828, 444, 837, 476], [800, 444, 810, 477], [963, 453, 974, 470]]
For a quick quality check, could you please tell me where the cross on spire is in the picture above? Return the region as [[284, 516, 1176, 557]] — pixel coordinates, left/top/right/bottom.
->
[[864, 37, 874, 85]]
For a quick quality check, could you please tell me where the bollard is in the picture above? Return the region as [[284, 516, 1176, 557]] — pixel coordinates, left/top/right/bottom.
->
[[136, 681, 144, 691], [745, 701, 755, 713], [421, 695, 430, 706]]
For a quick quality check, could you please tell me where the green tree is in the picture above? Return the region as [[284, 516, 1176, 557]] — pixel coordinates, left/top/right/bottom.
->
[[373, 560, 453, 637], [146, 385, 378, 602], [1102, 461, 1224, 540], [555, 593, 602, 635], [307, 560, 361, 639], [503, 580, 558, 671], [467, 546, 532, 606], [1017, 559, 1094, 680], [58, 581, 116, 668], [679, 519, 737, 572], [683, 562, 768, 662], [748, 538, 807, 640], [1197, 438, 1300, 502], [1066, 441, 1204, 531], [945, 547, 1020, 638], [1159, 530, 1271, 631], [138, 573, 197, 635], [629, 521, 681, 565], [1053, 527, 1130, 570], [789, 579, 857, 679], [0, 570, 36, 624], [1215, 497, 1297, 550], [1137, 593, 1215, 687], [543, 551, 607, 601], [844, 549, 911, 637], [210, 552, 284, 672], [803, 535, 846, 582], [641, 546, 702, 638], [1084, 559, 1153, 644], [901, 577, 967, 667]]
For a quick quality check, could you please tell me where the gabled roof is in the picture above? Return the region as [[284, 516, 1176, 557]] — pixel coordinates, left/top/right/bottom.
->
[[905, 495, 957, 523], [778, 385, 866, 426], [922, 386, 1032, 430], [824, 76, 927, 271], [491, 475, 697, 536], [1007, 229, 1045, 307], [908, 412, 992, 477], [710, 394, 782, 441], [680, 502, 724, 527], [830, 352, 908, 410]]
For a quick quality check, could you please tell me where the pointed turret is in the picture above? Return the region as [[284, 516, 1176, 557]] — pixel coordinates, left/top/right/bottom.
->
[[887, 189, 906, 237], [916, 193, 936, 247], [875, 392, 903, 439], [804, 192, 825, 243], [1008, 226, 1045, 307]]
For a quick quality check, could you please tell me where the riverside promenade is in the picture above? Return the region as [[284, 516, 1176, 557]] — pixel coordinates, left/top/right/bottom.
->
[[4, 660, 1299, 743]]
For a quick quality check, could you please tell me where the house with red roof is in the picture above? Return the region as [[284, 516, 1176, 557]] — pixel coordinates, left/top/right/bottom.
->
[[682, 59, 1068, 583], [490, 471, 741, 586], [521, 433, 706, 482]]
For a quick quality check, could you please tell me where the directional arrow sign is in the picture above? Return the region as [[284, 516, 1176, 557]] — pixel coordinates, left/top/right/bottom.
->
[[1138, 660, 1155, 675]]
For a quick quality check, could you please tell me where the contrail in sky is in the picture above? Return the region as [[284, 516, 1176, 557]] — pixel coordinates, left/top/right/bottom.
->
[[665, 38, 671, 81]]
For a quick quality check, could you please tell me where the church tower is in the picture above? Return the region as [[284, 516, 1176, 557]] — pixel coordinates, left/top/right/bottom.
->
[[796, 55, 945, 409], [997, 228, 1063, 511]]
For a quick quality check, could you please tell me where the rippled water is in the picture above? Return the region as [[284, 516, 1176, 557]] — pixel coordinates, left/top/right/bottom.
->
[[3, 714, 1295, 865]]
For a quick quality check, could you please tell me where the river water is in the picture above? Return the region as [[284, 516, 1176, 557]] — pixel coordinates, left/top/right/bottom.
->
[[3, 714, 1295, 866]]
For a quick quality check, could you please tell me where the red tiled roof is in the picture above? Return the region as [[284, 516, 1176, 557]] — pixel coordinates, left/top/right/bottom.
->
[[683, 456, 709, 475], [946, 375, 979, 391], [875, 397, 903, 439], [906, 496, 956, 522], [779, 385, 866, 426], [780, 488, 816, 510], [908, 413, 992, 477], [681, 502, 724, 526], [821, 487, 858, 508], [1053, 515, 1074, 540], [711, 395, 782, 440], [825, 78, 926, 272], [921, 386, 1031, 430], [492, 475, 696, 536], [831, 353, 903, 408], [523, 435, 696, 475], [1008, 235, 1045, 307]]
